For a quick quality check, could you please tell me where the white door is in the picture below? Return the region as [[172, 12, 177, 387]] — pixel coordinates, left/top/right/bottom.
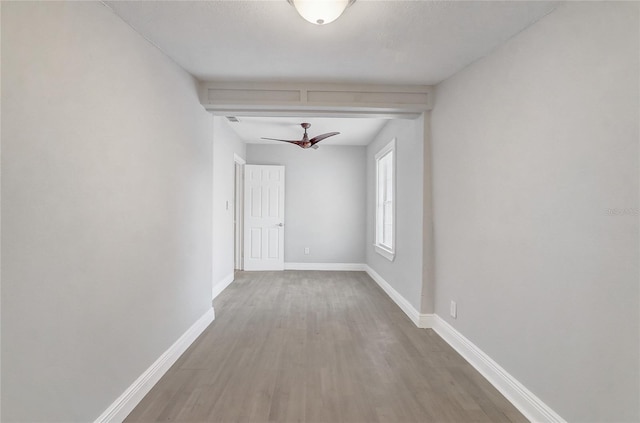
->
[[243, 165, 285, 271]]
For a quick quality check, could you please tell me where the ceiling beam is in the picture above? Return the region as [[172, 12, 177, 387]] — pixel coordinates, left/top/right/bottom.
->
[[199, 82, 433, 118]]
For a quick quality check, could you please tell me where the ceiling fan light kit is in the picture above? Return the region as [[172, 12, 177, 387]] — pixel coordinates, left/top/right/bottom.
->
[[288, 0, 355, 25], [261, 123, 340, 149]]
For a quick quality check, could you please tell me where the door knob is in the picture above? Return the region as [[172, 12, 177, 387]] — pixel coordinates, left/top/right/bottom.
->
[[277, 223, 284, 227]]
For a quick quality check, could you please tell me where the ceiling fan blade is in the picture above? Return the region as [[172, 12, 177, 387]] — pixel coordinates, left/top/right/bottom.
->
[[261, 137, 308, 148], [261, 137, 301, 143], [309, 132, 340, 145]]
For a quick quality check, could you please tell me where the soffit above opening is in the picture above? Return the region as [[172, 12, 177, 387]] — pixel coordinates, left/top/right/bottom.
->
[[200, 82, 433, 119]]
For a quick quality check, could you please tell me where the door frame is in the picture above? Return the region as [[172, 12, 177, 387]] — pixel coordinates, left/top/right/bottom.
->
[[234, 154, 246, 270]]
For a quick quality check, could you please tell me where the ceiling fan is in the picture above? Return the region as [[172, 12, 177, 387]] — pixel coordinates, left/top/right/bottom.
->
[[261, 123, 340, 149]]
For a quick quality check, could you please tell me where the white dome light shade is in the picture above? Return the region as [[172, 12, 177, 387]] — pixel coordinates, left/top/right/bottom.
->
[[292, 0, 350, 25]]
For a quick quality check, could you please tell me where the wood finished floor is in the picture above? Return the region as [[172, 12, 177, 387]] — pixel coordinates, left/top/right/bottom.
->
[[125, 271, 528, 423]]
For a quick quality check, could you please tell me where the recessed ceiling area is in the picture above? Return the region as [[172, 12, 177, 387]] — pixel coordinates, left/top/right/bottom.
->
[[104, 1, 558, 86], [224, 116, 389, 146]]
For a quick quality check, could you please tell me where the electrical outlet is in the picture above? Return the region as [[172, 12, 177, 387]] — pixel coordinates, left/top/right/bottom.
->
[[304, 247, 310, 255], [450, 301, 457, 319]]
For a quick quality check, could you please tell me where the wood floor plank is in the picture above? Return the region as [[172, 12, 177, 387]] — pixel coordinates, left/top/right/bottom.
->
[[125, 270, 528, 423]]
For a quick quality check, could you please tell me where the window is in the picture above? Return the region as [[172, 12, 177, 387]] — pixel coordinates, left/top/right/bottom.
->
[[375, 138, 396, 261]]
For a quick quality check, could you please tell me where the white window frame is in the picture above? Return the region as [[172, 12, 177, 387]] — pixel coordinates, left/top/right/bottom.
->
[[374, 138, 396, 261]]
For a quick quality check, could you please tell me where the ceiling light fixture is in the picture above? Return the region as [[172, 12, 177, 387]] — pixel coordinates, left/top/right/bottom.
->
[[287, 0, 355, 25]]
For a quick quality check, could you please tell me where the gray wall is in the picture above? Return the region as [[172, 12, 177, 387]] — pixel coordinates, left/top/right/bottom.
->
[[247, 144, 366, 264], [212, 117, 246, 289], [1, 2, 213, 421], [366, 118, 425, 312], [430, 2, 639, 421]]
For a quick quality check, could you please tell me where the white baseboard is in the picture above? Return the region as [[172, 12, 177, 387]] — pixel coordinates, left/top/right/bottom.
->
[[432, 315, 565, 423], [94, 308, 215, 423], [285, 262, 366, 271], [364, 265, 433, 328], [212, 272, 235, 300], [358, 266, 563, 421]]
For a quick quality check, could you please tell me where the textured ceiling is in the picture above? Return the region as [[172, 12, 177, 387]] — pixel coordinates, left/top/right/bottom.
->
[[224, 116, 389, 146], [105, 0, 558, 86]]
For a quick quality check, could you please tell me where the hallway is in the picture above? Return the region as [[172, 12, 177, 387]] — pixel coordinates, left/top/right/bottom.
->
[[125, 271, 526, 422]]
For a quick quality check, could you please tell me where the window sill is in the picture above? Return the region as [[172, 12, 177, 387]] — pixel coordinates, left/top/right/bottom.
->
[[374, 244, 395, 262]]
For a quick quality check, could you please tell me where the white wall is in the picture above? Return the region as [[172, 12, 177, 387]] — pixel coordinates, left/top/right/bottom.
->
[[212, 117, 246, 291], [1, 2, 213, 421], [366, 118, 425, 312], [431, 2, 639, 422], [246, 144, 366, 264]]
